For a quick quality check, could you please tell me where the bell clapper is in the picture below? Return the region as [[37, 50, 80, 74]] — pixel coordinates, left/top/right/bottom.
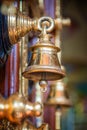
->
[[39, 80, 48, 92]]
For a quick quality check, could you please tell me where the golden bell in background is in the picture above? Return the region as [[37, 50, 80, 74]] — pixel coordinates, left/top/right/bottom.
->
[[45, 80, 72, 107], [22, 18, 65, 82], [45, 79, 72, 130]]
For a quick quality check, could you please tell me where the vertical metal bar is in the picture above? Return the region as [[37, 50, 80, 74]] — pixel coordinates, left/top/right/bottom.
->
[[55, 108, 61, 130], [19, 0, 23, 95], [19, 0, 28, 97]]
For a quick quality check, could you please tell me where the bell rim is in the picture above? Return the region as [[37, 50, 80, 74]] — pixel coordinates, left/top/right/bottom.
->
[[22, 65, 65, 80], [44, 100, 72, 107]]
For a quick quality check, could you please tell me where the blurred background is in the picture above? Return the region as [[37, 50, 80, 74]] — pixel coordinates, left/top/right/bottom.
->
[[61, 0, 87, 130]]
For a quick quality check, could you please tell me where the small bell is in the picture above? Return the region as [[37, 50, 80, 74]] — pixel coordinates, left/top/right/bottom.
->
[[22, 30, 65, 81], [45, 80, 72, 107]]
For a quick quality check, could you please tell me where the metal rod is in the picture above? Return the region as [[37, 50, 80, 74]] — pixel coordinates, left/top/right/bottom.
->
[[19, 0, 28, 97], [55, 108, 61, 130]]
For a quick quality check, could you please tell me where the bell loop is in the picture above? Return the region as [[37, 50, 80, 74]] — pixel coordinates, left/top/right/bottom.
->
[[38, 16, 55, 32]]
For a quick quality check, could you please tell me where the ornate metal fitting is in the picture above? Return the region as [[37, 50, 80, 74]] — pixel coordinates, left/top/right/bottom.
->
[[8, 8, 70, 45], [0, 93, 43, 124], [55, 18, 71, 30]]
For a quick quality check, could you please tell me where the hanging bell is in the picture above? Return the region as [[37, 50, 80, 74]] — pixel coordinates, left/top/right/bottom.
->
[[45, 80, 72, 107], [22, 31, 65, 81]]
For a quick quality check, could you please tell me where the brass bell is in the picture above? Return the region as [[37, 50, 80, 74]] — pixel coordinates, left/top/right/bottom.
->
[[45, 80, 72, 107], [22, 30, 65, 81]]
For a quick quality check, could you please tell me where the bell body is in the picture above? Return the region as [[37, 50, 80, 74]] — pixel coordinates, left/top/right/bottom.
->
[[22, 36, 65, 81], [45, 81, 72, 107]]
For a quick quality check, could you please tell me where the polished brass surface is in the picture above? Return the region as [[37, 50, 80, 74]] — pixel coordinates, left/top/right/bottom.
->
[[39, 80, 48, 92], [25, 101, 43, 117], [19, 35, 28, 98], [0, 95, 5, 119], [45, 80, 72, 107], [8, 6, 39, 44], [38, 16, 54, 32], [8, 10, 55, 45], [22, 29, 65, 81], [55, 18, 71, 30], [17, 119, 49, 130], [0, 93, 43, 124], [8, 12, 36, 44], [5, 93, 26, 124], [19, 1, 29, 99], [7, 8, 70, 45]]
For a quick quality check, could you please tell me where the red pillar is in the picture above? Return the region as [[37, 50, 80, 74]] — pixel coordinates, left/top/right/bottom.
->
[[4, 44, 19, 97]]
